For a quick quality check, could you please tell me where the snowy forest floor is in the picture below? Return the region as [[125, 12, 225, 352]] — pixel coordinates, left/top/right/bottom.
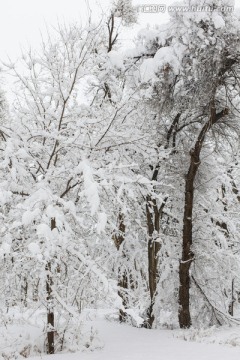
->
[[1, 308, 240, 359]]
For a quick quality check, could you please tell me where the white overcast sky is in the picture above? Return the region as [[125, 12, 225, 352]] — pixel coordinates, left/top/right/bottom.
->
[[1, 0, 240, 61], [0, 0, 239, 99], [0, 0, 176, 62]]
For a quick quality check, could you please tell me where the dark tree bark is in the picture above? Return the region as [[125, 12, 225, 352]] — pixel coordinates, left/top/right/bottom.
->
[[113, 213, 128, 322], [229, 278, 235, 317], [22, 277, 28, 307], [118, 270, 128, 323], [144, 113, 180, 328], [107, 14, 118, 53], [46, 217, 56, 354], [178, 105, 228, 328], [144, 195, 161, 328]]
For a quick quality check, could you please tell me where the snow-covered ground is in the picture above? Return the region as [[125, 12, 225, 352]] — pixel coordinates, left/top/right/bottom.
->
[[1, 308, 240, 360], [32, 320, 240, 360]]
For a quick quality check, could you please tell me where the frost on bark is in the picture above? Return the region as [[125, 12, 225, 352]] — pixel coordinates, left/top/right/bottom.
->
[[113, 212, 128, 322], [143, 113, 180, 328], [144, 195, 160, 328], [46, 217, 56, 354]]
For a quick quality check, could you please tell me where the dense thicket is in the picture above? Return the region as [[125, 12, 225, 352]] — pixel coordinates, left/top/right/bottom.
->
[[0, 0, 240, 354]]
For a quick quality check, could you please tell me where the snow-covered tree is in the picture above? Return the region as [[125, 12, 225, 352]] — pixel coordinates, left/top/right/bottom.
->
[[132, 0, 240, 328]]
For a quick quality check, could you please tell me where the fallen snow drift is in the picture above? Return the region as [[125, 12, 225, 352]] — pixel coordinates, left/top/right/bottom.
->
[[1, 309, 240, 359], [32, 319, 240, 360]]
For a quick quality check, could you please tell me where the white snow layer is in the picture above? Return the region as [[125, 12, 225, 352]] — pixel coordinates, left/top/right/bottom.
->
[[28, 318, 240, 360], [140, 46, 181, 82]]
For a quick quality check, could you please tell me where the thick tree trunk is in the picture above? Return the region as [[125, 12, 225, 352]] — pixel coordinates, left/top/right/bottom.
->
[[113, 213, 128, 322], [46, 261, 54, 354], [144, 112, 192, 328], [178, 106, 228, 328], [118, 269, 128, 323], [144, 113, 180, 328], [179, 176, 195, 328], [144, 196, 161, 328], [46, 217, 56, 354]]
